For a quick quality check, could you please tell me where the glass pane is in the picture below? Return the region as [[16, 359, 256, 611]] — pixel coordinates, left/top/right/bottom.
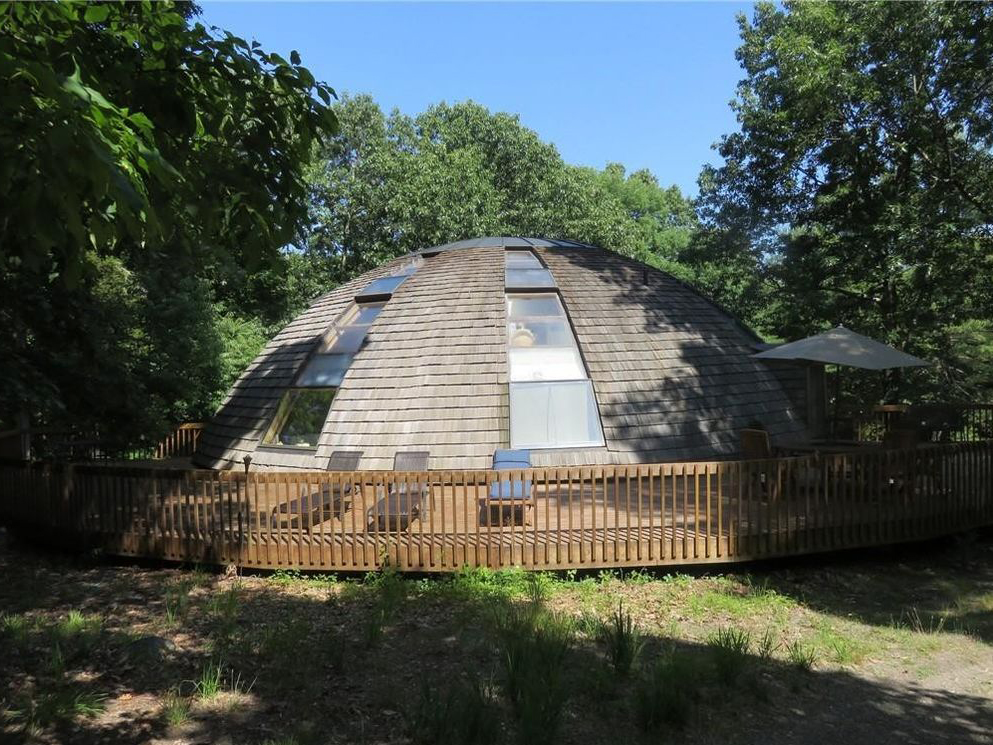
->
[[357, 275, 406, 298], [262, 389, 336, 448], [506, 268, 555, 288], [394, 257, 423, 276], [508, 319, 575, 348], [353, 303, 385, 324], [321, 326, 369, 354], [509, 347, 585, 382], [507, 294, 564, 319], [296, 353, 353, 387], [505, 251, 542, 269], [510, 381, 604, 449]]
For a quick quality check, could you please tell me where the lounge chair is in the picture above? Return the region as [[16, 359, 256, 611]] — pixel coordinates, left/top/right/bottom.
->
[[271, 450, 363, 531], [371, 450, 431, 531], [485, 449, 535, 526]]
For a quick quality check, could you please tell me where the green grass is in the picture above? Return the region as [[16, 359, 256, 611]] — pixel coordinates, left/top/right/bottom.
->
[[707, 626, 752, 684], [784, 640, 818, 671], [161, 691, 190, 727], [686, 577, 795, 622], [814, 622, 872, 665], [57, 610, 102, 638], [0, 612, 31, 643], [407, 677, 500, 745], [491, 600, 572, 745], [7, 688, 107, 733], [601, 603, 645, 677]]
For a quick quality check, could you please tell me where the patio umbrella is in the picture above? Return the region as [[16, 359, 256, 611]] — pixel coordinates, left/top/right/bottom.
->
[[752, 326, 929, 438], [751, 326, 930, 370]]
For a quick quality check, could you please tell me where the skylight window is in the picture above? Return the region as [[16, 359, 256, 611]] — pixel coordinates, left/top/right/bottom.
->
[[261, 389, 337, 449], [505, 249, 555, 290], [504, 291, 605, 449], [263, 301, 385, 449], [509, 380, 604, 449], [356, 275, 408, 301]]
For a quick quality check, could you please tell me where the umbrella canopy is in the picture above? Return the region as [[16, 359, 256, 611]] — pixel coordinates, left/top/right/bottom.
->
[[752, 326, 929, 370]]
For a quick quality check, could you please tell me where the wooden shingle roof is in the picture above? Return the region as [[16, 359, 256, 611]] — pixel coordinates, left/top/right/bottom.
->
[[194, 239, 805, 471]]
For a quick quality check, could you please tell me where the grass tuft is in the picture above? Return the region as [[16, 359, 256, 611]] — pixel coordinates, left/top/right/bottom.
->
[[601, 603, 645, 677], [707, 626, 751, 684], [407, 677, 500, 745], [161, 691, 190, 726], [492, 600, 572, 745], [785, 640, 817, 671]]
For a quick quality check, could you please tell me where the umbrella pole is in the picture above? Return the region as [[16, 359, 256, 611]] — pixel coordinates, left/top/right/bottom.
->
[[832, 365, 842, 438]]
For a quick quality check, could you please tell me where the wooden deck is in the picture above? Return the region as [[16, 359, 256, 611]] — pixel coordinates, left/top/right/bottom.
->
[[3, 440, 991, 571]]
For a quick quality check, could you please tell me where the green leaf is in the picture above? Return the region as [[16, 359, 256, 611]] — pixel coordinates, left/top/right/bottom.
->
[[84, 4, 110, 23]]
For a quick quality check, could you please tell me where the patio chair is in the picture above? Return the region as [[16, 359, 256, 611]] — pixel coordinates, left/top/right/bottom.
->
[[271, 450, 363, 531], [739, 428, 786, 500], [370, 450, 431, 531], [740, 428, 774, 460], [484, 449, 535, 526]]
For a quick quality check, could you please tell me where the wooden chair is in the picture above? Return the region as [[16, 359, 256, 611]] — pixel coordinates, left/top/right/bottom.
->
[[484, 449, 536, 526], [740, 428, 784, 499], [881, 428, 926, 498], [740, 429, 773, 460], [371, 450, 431, 531], [271, 450, 363, 531]]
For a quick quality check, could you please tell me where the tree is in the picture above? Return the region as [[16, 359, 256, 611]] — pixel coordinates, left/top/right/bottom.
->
[[0, 1, 337, 440], [302, 96, 696, 299], [699, 1, 993, 398]]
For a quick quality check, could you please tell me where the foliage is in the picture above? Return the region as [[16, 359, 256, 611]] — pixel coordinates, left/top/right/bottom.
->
[[699, 1, 993, 399], [407, 677, 501, 745], [301, 95, 698, 293], [0, 0, 336, 438]]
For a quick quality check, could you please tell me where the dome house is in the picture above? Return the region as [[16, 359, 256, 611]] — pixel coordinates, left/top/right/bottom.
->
[[194, 237, 806, 471]]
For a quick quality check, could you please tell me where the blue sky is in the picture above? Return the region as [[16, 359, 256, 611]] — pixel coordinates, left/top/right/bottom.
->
[[199, 2, 754, 196]]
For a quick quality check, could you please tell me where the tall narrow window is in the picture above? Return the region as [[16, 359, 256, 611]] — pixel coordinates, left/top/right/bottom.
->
[[504, 251, 604, 449], [262, 302, 385, 448]]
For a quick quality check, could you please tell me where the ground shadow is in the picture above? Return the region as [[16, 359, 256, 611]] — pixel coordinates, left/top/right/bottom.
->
[[1, 526, 991, 745]]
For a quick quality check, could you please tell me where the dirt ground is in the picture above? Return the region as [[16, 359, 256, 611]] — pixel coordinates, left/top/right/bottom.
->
[[1, 525, 991, 745]]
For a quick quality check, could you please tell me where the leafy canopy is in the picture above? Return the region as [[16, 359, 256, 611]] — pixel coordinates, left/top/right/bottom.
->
[[0, 1, 337, 438], [697, 0, 993, 399]]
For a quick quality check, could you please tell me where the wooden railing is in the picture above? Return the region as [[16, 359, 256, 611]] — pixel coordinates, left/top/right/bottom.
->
[[0, 422, 205, 462], [153, 423, 204, 460], [855, 403, 993, 443], [1, 440, 991, 572]]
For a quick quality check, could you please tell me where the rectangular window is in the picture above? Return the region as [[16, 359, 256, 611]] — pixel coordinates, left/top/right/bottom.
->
[[356, 275, 407, 301], [509, 347, 585, 382], [261, 388, 337, 449], [296, 353, 353, 387], [507, 294, 564, 319], [508, 319, 575, 347], [506, 251, 543, 269], [509, 381, 604, 449], [317, 302, 384, 354], [506, 267, 555, 289]]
